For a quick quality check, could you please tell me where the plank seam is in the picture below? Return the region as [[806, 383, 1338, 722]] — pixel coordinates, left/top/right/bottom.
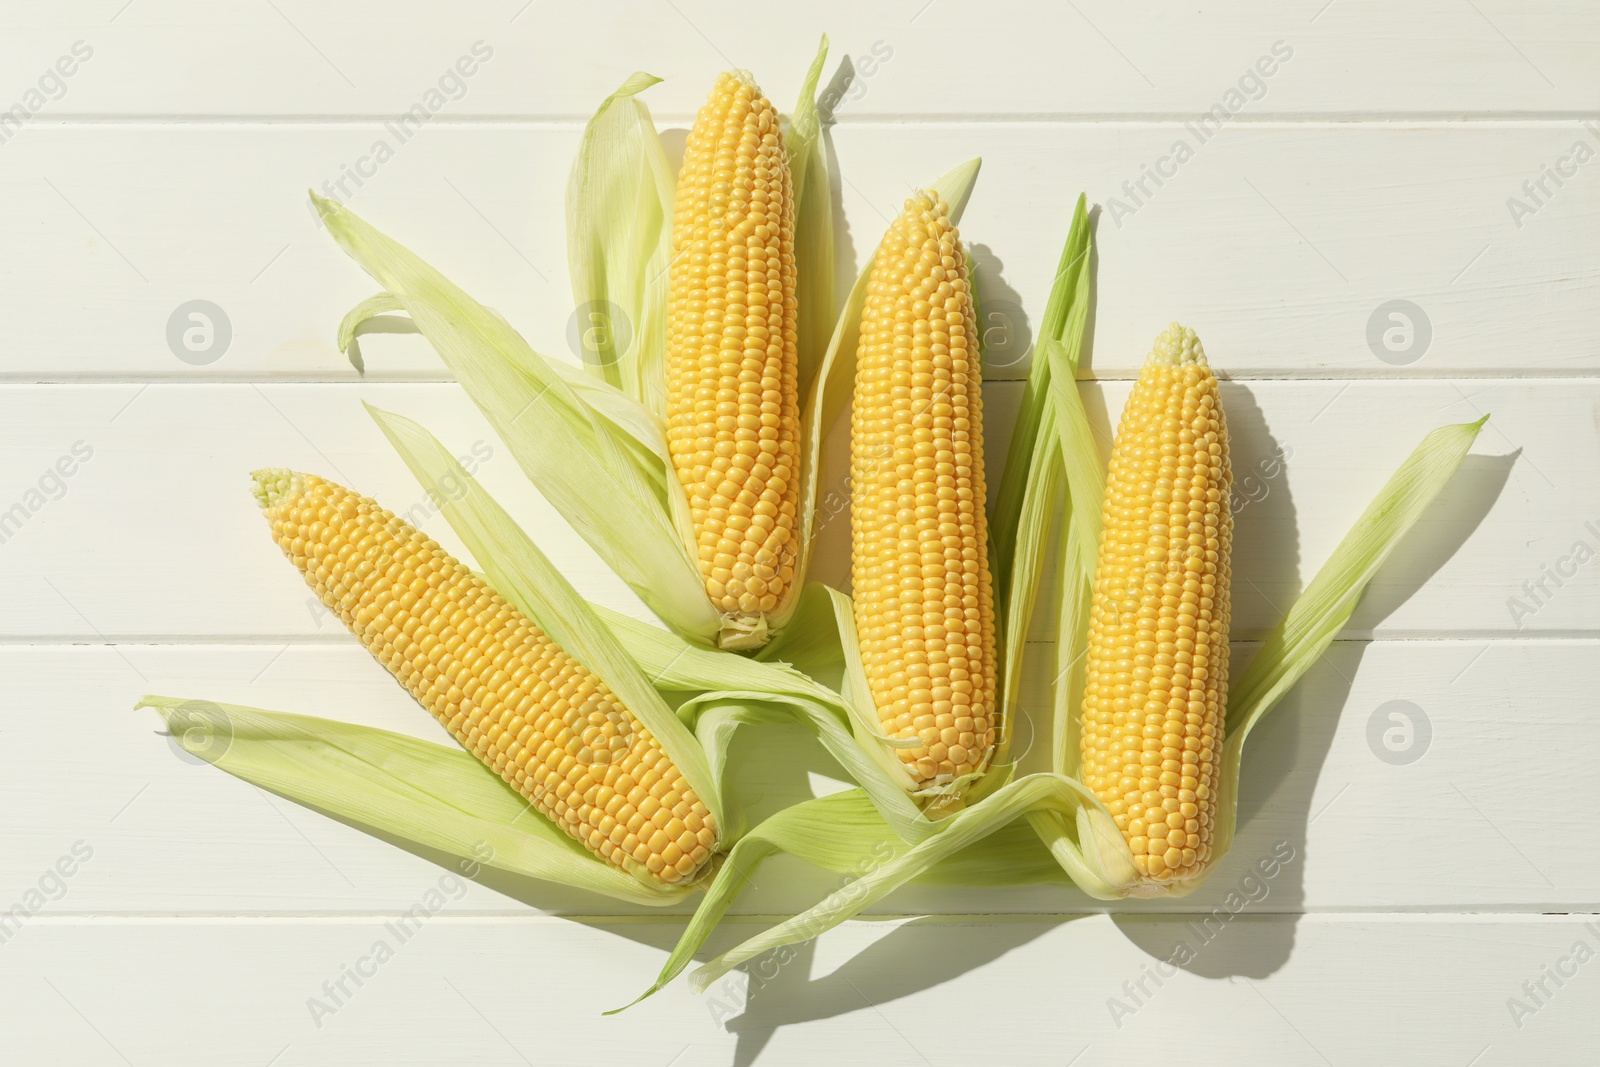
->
[[10, 911, 1600, 924], [23, 114, 1600, 126]]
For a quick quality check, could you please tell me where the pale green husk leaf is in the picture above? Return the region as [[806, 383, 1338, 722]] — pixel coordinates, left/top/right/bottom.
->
[[989, 193, 1092, 599], [135, 697, 690, 906], [628, 778, 1094, 1007], [335, 290, 669, 465], [619, 788, 904, 1011], [593, 594, 934, 844], [980, 194, 1094, 797], [312, 193, 721, 644], [336, 291, 406, 373], [787, 35, 835, 397], [566, 72, 676, 406], [1209, 414, 1488, 860], [687, 772, 1129, 991]]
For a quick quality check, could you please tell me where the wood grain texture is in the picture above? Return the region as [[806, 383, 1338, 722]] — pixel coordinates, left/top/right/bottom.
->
[[2, 915, 1596, 1064], [2, 123, 1596, 381], [3, 0, 1596, 117]]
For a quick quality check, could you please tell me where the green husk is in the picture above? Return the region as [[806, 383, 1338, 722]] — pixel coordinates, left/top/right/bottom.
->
[[787, 36, 836, 396], [135, 697, 691, 905], [335, 291, 406, 372], [591, 591, 935, 845], [989, 194, 1093, 600], [1209, 414, 1488, 861], [982, 194, 1095, 797], [619, 788, 905, 1011], [686, 772, 1129, 991], [565, 72, 676, 406], [313, 192, 720, 644]]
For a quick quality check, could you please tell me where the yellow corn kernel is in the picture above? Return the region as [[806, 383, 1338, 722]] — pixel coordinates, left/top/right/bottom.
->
[[666, 71, 800, 644], [251, 469, 718, 885], [850, 191, 997, 789], [1079, 324, 1233, 884]]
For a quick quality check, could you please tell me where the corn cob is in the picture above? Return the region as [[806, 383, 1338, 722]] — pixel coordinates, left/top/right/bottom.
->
[[251, 469, 718, 885], [1080, 324, 1232, 883], [666, 71, 801, 648], [850, 191, 997, 790]]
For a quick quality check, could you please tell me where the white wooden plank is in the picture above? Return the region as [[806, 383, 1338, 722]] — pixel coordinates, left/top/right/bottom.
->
[[4, 0, 1596, 117], [4, 639, 1595, 914], [0, 379, 1582, 640], [0, 915, 1594, 1064], [2, 123, 1596, 381], [0, 383, 651, 640]]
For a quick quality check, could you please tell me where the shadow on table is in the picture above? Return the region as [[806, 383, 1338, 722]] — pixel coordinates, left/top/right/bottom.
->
[[711, 915, 1084, 1067]]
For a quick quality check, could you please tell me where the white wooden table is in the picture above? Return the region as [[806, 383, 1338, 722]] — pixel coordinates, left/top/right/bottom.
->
[[3, 3, 1596, 1063]]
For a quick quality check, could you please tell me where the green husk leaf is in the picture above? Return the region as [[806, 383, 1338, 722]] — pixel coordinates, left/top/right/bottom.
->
[[781, 258, 869, 633], [135, 697, 689, 906], [566, 72, 676, 406], [593, 600, 833, 700], [982, 196, 1094, 794], [336, 291, 407, 372], [627, 783, 1085, 1008], [590, 598, 933, 843], [366, 404, 724, 834], [990, 193, 1091, 598], [687, 772, 1132, 992], [618, 789, 902, 1011], [1210, 415, 1488, 860], [312, 193, 720, 644], [991, 394, 1056, 747], [1047, 333, 1104, 780], [334, 293, 670, 469], [917, 815, 1067, 886], [788, 35, 835, 397], [932, 158, 982, 218], [810, 584, 933, 771], [687, 687, 928, 842]]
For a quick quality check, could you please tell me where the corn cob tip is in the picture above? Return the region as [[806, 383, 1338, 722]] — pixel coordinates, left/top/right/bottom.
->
[[902, 189, 950, 222], [717, 613, 770, 651], [251, 468, 305, 510], [1147, 323, 1207, 368]]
